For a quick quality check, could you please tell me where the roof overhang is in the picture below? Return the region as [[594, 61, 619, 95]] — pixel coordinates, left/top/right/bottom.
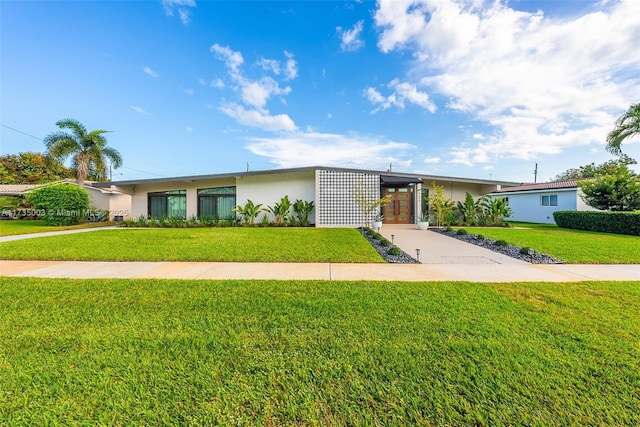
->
[[380, 175, 422, 186]]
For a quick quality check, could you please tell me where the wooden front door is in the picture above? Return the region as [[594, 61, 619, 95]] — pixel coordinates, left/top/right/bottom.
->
[[382, 187, 412, 224]]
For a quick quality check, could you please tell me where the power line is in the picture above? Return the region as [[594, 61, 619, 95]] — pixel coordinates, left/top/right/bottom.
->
[[1, 124, 43, 140], [1, 123, 164, 178]]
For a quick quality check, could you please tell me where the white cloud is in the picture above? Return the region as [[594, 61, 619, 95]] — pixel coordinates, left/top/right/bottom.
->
[[283, 51, 298, 80], [183, 88, 194, 95], [365, 79, 436, 113], [210, 44, 244, 74], [472, 133, 484, 140], [162, 0, 196, 25], [131, 105, 150, 115], [257, 58, 280, 75], [423, 156, 440, 164], [327, 113, 333, 119], [186, 126, 193, 132], [338, 20, 365, 52], [143, 66, 159, 78], [255, 52, 297, 81], [246, 131, 415, 169], [219, 103, 296, 132], [241, 77, 291, 108], [211, 78, 225, 88], [211, 45, 298, 131], [373, 0, 640, 165]]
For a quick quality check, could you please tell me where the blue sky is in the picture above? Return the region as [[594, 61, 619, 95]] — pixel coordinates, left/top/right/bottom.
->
[[1, 0, 638, 183]]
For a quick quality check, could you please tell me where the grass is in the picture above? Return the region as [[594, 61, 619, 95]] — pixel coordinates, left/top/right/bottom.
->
[[0, 278, 638, 425], [0, 220, 113, 237], [454, 222, 640, 264], [0, 227, 385, 263]]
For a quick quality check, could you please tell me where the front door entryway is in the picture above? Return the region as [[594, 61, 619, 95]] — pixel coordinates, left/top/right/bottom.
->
[[382, 187, 412, 224]]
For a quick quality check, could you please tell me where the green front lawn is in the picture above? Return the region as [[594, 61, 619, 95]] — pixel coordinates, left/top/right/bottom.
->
[[0, 228, 384, 263], [456, 222, 640, 264], [1, 278, 638, 425], [0, 219, 113, 237]]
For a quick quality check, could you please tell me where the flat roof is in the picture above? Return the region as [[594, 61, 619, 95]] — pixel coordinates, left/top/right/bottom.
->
[[95, 165, 519, 188]]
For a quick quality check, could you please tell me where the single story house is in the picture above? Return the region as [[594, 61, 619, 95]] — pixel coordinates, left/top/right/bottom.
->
[[96, 166, 518, 227], [0, 180, 131, 220], [488, 180, 596, 224]]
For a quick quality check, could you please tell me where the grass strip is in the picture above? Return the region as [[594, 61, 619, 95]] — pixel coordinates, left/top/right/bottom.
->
[[456, 222, 640, 263], [0, 227, 385, 263], [0, 278, 638, 425], [0, 220, 113, 237]]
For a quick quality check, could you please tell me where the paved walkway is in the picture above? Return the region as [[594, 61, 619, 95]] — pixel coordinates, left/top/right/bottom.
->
[[0, 225, 638, 282]]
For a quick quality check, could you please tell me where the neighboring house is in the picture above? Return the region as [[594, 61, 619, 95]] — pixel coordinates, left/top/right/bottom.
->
[[96, 166, 518, 227], [489, 180, 596, 224], [0, 180, 132, 220]]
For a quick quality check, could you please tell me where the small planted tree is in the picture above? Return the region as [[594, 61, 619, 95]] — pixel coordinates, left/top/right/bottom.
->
[[456, 192, 485, 226], [482, 196, 512, 225], [266, 195, 292, 226], [233, 200, 263, 226], [27, 183, 89, 225], [353, 181, 391, 227], [427, 182, 454, 227], [292, 199, 314, 226]]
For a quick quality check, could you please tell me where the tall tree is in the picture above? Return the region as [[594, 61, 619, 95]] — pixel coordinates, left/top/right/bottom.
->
[[43, 118, 122, 185], [554, 155, 637, 181], [0, 152, 74, 184], [606, 104, 640, 156], [579, 164, 640, 211]]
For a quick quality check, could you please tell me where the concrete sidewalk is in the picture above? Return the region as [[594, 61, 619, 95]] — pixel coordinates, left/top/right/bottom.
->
[[1, 260, 638, 282], [1, 224, 638, 282], [0, 226, 118, 242]]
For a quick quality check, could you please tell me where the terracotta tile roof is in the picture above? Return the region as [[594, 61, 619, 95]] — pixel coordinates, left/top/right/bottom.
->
[[0, 184, 37, 194], [495, 180, 577, 193]]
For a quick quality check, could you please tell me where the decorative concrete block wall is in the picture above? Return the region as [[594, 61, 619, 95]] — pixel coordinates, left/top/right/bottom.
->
[[316, 169, 379, 227]]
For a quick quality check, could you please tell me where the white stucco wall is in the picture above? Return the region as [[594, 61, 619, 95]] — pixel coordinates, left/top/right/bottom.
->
[[501, 188, 578, 224], [236, 171, 316, 223], [126, 177, 236, 219], [123, 172, 316, 222], [86, 188, 132, 220]]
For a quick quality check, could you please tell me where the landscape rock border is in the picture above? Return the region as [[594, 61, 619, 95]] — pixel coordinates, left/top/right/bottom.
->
[[431, 227, 566, 264], [358, 228, 420, 264]]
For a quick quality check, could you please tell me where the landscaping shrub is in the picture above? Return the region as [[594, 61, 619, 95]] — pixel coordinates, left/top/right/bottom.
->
[[456, 228, 468, 235], [476, 234, 485, 240], [27, 183, 89, 225], [379, 238, 391, 247], [520, 247, 534, 255], [494, 239, 508, 247], [387, 246, 402, 256], [553, 210, 640, 236]]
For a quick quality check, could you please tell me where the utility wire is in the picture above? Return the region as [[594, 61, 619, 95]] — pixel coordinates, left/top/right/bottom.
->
[[1, 123, 165, 177], [1, 124, 43, 140]]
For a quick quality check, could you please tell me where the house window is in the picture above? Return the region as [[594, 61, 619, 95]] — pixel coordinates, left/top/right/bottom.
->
[[148, 190, 186, 218], [541, 195, 558, 206], [197, 187, 236, 219]]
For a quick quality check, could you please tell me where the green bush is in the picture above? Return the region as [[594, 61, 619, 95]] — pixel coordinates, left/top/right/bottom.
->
[[379, 238, 391, 247], [520, 247, 534, 255], [27, 184, 89, 225], [387, 246, 402, 256], [476, 234, 485, 240], [494, 239, 508, 247], [456, 229, 468, 235], [553, 210, 640, 236]]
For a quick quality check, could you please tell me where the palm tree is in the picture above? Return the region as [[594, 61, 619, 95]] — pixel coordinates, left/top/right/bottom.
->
[[44, 118, 122, 185], [606, 104, 640, 156]]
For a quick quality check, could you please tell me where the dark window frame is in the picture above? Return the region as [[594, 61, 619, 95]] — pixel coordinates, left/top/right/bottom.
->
[[197, 186, 236, 219], [148, 190, 187, 219]]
